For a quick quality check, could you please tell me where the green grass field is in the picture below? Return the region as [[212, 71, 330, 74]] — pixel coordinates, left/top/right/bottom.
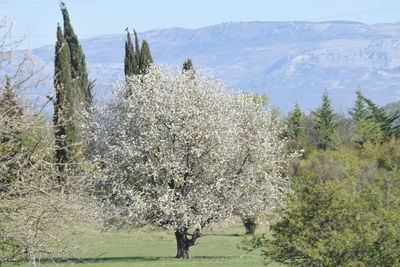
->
[[9, 223, 282, 266]]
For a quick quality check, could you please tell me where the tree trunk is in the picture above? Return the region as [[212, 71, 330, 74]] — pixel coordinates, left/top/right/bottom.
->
[[243, 218, 257, 235], [175, 231, 190, 259], [28, 253, 37, 267], [174, 229, 201, 259]]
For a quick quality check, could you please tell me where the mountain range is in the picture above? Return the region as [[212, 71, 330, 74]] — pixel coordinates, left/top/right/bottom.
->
[[30, 21, 400, 113]]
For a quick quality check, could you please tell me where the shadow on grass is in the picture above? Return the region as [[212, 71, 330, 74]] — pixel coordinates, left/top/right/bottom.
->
[[37, 255, 237, 264], [37, 256, 167, 264]]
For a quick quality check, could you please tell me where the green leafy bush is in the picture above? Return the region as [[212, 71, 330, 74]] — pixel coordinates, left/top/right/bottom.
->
[[243, 139, 400, 266], [243, 172, 400, 266]]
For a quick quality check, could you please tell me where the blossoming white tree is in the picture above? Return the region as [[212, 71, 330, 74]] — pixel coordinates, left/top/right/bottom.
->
[[92, 66, 293, 258]]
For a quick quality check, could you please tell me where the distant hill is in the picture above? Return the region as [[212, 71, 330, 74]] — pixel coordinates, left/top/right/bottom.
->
[[30, 21, 400, 113]]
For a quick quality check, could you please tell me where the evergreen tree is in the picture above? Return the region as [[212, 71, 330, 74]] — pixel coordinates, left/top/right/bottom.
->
[[139, 40, 153, 74], [123, 29, 154, 75], [287, 103, 305, 140], [182, 58, 195, 79], [182, 58, 193, 72], [133, 29, 141, 64], [0, 75, 21, 121], [0, 75, 23, 186], [54, 24, 76, 181], [362, 95, 400, 139], [349, 90, 368, 122], [312, 91, 337, 149], [349, 91, 382, 144], [60, 1, 93, 111], [124, 31, 138, 77]]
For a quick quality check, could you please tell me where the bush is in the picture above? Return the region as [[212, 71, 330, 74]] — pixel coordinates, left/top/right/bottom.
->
[[289, 147, 377, 189], [362, 138, 400, 171], [242, 173, 400, 266]]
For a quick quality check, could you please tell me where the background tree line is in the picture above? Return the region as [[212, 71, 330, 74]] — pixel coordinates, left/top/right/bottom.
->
[[243, 90, 400, 266]]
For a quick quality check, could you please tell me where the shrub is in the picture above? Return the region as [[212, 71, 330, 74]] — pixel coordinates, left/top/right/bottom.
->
[[243, 173, 400, 266]]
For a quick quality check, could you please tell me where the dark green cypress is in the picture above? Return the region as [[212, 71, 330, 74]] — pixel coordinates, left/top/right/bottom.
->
[[312, 91, 337, 149], [124, 31, 138, 77], [133, 29, 141, 64], [139, 40, 153, 74], [60, 1, 93, 111], [182, 58, 195, 79], [54, 24, 76, 180], [182, 58, 193, 72]]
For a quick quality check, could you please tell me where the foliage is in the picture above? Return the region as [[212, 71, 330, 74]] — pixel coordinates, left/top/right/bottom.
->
[[353, 118, 383, 145], [0, 19, 96, 266], [252, 93, 268, 106], [383, 101, 400, 126], [90, 66, 294, 258], [289, 147, 376, 188], [235, 93, 287, 235], [182, 58, 195, 79], [348, 90, 368, 122], [285, 103, 308, 151], [54, 24, 77, 179], [362, 96, 400, 138], [0, 118, 95, 265], [243, 173, 400, 266], [133, 29, 141, 64], [182, 58, 194, 72], [350, 91, 400, 142], [0, 74, 94, 267], [124, 31, 138, 77], [124, 30, 153, 76], [139, 40, 153, 74], [312, 91, 337, 149], [0, 76, 24, 261], [362, 138, 400, 171], [60, 1, 93, 111], [245, 137, 400, 266], [286, 103, 305, 140]]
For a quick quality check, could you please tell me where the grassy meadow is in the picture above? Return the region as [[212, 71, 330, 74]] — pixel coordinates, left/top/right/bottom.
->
[[6, 223, 281, 267]]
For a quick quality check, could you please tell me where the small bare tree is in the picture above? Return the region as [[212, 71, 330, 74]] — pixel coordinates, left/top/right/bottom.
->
[[0, 19, 96, 267], [91, 66, 295, 259]]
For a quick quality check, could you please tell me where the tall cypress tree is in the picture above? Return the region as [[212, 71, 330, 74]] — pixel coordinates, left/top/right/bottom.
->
[[54, 24, 76, 180], [124, 29, 154, 75], [312, 91, 337, 149], [139, 40, 153, 74], [124, 31, 138, 78], [133, 29, 141, 64], [60, 1, 93, 111]]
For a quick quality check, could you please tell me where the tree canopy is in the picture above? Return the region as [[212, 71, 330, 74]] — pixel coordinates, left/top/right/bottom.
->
[[91, 66, 294, 258]]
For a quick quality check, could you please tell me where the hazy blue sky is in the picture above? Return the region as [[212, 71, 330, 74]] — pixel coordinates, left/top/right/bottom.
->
[[2, 0, 400, 49]]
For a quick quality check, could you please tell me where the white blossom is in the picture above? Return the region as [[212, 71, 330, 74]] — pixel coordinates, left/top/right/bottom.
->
[[91, 66, 294, 235]]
